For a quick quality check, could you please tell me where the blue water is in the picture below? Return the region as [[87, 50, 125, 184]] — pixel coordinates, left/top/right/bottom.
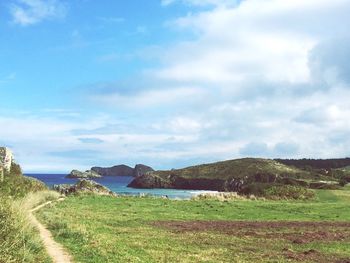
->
[[25, 174, 216, 199]]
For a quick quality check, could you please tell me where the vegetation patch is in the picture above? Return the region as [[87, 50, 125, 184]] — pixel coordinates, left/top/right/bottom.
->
[[263, 185, 315, 200], [0, 163, 53, 263], [0, 163, 47, 199], [191, 192, 255, 201]]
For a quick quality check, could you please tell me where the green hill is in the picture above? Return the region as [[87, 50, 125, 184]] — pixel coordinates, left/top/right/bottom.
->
[[128, 158, 340, 196], [275, 157, 350, 169], [153, 158, 312, 180]]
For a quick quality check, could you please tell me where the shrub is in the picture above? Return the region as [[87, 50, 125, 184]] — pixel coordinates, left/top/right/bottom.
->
[[191, 192, 246, 201], [238, 183, 269, 196], [263, 185, 315, 200]]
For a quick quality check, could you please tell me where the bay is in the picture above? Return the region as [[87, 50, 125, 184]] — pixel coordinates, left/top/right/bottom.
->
[[25, 174, 217, 199]]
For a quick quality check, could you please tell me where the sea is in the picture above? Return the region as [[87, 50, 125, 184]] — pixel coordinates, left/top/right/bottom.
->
[[25, 174, 217, 199]]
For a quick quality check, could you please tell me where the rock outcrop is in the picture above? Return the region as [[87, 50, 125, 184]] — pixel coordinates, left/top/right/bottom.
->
[[133, 164, 154, 177], [53, 179, 116, 196], [66, 169, 102, 179], [0, 147, 13, 172]]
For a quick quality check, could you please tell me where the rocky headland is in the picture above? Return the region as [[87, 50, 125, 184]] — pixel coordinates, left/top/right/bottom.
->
[[66, 164, 154, 178], [66, 169, 102, 179], [91, 164, 154, 177], [128, 158, 348, 196], [53, 179, 116, 196]]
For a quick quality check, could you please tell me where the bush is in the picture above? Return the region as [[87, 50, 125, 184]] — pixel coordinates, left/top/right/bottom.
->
[[263, 185, 315, 200], [0, 163, 47, 199], [239, 183, 269, 196], [239, 183, 315, 200]]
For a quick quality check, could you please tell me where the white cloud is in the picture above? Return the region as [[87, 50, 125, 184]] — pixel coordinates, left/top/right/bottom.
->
[[158, 0, 350, 87], [91, 86, 204, 108], [161, 0, 237, 7], [10, 0, 67, 26]]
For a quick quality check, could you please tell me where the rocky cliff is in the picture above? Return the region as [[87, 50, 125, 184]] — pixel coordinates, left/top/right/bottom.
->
[[133, 164, 154, 177], [53, 179, 116, 196], [66, 169, 102, 179], [0, 147, 13, 172]]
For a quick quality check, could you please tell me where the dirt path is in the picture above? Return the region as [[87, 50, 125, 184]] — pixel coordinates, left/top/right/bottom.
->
[[29, 198, 73, 263]]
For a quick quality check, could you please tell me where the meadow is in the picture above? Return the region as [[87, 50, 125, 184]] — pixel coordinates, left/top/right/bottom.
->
[[36, 186, 350, 263]]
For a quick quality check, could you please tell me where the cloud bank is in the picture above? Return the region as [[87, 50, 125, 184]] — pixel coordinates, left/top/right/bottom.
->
[[90, 0, 350, 162]]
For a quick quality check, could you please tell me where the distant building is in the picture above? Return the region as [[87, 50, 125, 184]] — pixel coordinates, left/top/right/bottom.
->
[[0, 147, 13, 172]]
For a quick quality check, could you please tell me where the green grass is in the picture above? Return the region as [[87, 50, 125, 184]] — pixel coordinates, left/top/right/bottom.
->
[[37, 188, 350, 263]]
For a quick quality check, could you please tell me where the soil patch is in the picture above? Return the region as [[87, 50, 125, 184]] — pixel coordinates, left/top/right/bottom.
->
[[153, 220, 350, 262], [152, 220, 350, 243]]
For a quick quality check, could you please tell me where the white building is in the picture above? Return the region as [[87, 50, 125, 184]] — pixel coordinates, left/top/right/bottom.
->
[[0, 147, 13, 172]]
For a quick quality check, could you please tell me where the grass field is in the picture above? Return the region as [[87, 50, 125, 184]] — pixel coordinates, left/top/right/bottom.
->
[[36, 187, 350, 263]]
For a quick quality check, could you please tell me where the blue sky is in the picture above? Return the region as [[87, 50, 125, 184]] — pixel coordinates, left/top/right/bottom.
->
[[1, 0, 350, 173]]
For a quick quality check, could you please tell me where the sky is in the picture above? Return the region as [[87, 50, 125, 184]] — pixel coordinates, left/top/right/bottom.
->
[[1, 0, 350, 173]]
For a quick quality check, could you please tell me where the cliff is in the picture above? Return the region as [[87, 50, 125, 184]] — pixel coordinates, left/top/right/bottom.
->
[[133, 164, 154, 177]]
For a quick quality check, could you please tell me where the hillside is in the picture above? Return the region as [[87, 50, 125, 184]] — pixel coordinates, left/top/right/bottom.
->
[[276, 158, 350, 186], [0, 160, 51, 262], [275, 157, 350, 170], [128, 158, 339, 194], [0, 162, 47, 198]]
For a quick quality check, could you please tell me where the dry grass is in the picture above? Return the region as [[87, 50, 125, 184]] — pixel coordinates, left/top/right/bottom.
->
[[191, 192, 259, 201], [16, 190, 61, 211], [0, 191, 60, 263]]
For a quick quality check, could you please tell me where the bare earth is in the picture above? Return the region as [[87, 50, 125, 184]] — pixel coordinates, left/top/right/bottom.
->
[[30, 200, 72, 263], [153, 220, 350, 262]]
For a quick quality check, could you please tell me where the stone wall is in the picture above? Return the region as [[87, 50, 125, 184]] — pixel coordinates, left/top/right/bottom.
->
[[0, 147, 13, 172]]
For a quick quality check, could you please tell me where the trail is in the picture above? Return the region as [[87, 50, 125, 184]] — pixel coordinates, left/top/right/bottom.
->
[[29, 198, 73, 263]]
